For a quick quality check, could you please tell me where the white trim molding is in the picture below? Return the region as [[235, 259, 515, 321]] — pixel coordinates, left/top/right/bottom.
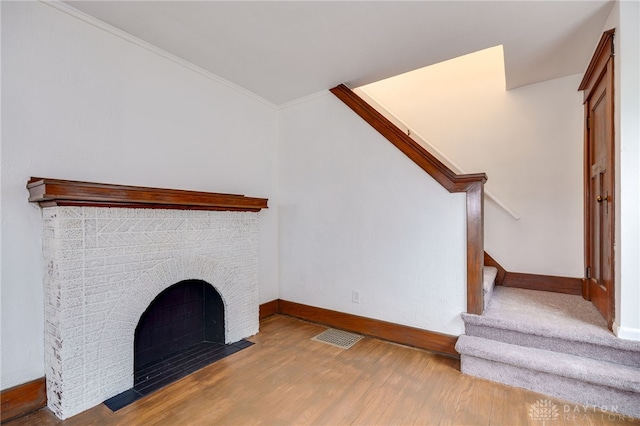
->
[[613, 322, 640, 341], [40, 0, 277, 110]]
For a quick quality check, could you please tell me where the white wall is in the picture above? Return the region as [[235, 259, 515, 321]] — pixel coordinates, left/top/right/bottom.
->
[[357, 47, 585, 277], [1, 2, 279, 390], [605, 0, 640, 340], [278, 92, 467, 336]]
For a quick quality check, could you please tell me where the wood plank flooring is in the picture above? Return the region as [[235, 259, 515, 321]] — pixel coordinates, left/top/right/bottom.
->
[[8, 315, 639, 425]]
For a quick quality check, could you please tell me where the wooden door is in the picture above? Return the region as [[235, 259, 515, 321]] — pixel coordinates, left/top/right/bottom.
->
[[579, 29, 615, 328]]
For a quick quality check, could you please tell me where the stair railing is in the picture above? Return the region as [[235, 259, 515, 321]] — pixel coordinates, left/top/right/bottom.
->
[[331, 84, 486, 315], [354, 88, 520, 220]]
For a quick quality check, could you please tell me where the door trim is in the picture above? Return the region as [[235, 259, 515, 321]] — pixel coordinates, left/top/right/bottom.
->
[[579, 29, 615, 329]]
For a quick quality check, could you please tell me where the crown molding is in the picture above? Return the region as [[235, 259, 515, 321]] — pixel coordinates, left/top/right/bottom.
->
[[277, 89, 331, 110], [40, 0, 278, 110]]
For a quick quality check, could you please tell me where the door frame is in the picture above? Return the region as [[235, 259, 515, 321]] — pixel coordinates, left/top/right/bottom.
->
[[579, 29, 616, 329]]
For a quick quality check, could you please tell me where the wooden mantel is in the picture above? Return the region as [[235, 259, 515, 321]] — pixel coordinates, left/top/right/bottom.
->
[[27, 178, 268, 212]]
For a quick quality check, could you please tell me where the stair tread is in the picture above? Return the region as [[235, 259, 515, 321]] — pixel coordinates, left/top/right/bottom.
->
[[463, 286, 640, 352], [482, 266, 498, 310], [483, 267, 497, 293], [456, 335, 640, 393]]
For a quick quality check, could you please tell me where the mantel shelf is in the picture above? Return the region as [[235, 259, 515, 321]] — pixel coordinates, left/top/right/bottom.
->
[[27, 178, 268, 212]]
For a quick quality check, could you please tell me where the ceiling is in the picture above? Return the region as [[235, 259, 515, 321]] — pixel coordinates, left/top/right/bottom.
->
[[63, 1, 613, 106]]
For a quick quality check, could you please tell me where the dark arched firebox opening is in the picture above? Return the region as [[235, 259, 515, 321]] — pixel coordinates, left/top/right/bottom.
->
[[105, 279, 252, 412], [134, 279, 225, 372]]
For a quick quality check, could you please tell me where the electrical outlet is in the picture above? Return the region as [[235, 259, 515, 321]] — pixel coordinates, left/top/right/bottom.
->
[[352, 290, 361, 304]]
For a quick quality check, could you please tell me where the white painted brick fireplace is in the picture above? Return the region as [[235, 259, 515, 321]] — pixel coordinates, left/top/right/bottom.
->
[[42, 206, 260, 419]]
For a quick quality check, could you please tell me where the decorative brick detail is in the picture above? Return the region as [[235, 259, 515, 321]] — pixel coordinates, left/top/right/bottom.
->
[[42, 207, 260, 419]]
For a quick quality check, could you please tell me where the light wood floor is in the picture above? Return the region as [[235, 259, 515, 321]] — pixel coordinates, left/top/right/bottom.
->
[[10, 315, 639, 426]]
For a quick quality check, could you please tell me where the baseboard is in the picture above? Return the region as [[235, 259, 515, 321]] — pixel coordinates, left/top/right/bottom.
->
[[484, 251, 507, 285], [259, 299, 279, 319], [502, 272, 582, 295], [1, 377, 47, 423], [276, 299, 458, 357], [613, 322, 640, 341]]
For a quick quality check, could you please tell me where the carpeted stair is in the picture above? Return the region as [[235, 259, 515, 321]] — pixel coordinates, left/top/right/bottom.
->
[[483, 266, 498, 311], [456, 283, 640, 419]]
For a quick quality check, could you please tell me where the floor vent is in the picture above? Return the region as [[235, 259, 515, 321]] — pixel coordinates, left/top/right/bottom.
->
[[311, 328, 363, 349]]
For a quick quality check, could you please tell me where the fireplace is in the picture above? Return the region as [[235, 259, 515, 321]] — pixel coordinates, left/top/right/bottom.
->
[[101, 279, 252, 411], [28, 178, 268, 419], [135, 280, 225, 370]]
